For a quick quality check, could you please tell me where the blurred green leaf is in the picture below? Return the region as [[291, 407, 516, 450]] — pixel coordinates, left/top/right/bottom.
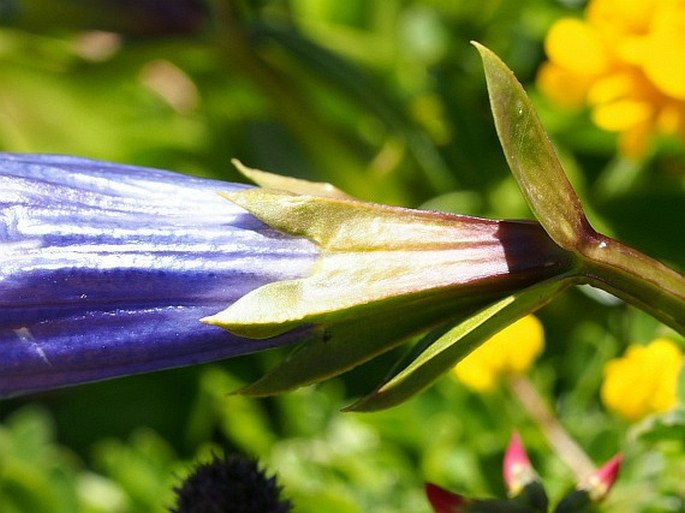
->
[[92, 429, 177, 513], [0, 407, 81, 513], [196, 368, 276, 455], [636, 407, 685, 443], [251, 24, 457, 193]]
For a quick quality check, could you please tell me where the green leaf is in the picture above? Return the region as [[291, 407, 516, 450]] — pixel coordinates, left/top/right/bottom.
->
[[346, 277, 575, 412], [475, 42, 685, 337], [473, 42, 590, 251], [252, 25, 457, 194]]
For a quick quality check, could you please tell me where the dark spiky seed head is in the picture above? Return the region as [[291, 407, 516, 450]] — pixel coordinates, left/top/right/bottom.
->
[[170, 453, 292, 513]]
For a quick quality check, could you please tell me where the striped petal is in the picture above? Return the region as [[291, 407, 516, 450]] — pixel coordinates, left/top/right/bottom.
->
[[0, 153, 317, 397]]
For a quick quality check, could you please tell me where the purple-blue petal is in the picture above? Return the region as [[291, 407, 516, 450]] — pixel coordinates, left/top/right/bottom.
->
[[0, 153, 317, 397]]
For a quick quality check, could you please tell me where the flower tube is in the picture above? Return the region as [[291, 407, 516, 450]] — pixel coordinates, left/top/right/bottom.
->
[[0, 154, 575, 400], [0, 153, 317, 397]]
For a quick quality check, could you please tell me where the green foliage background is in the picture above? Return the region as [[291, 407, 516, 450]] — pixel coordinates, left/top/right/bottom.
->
[[1, 1, 684, 512]]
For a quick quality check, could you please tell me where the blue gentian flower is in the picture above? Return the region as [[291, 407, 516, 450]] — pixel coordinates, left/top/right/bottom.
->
[[0, 153, 317, 397], [0, 151, 575, 405]]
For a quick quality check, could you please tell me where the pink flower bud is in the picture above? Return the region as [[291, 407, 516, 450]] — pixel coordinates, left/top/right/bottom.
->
[[581, 454, 623, 502], [503, 432, 538, 496]]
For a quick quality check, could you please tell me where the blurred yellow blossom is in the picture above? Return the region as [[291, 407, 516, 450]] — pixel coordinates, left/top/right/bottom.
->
[[537, 0, 685, 157], [452, 315, 544, 392], [601, 338, 683, 421]]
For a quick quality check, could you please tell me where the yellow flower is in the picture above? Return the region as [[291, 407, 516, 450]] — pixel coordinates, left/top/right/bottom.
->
[[537, 0, 685, 157], [452, 315, 544, 392], [601, 338, 683, 421]]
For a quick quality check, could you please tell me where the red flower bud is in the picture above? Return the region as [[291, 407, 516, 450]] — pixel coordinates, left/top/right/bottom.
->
[[425, 483, 469, 513]]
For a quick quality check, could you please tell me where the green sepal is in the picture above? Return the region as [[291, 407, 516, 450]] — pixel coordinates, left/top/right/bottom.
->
[[237, 292, 496, 397], [205, 186, 571, 338], [346, 277, 575, 412], [473, 42, 589, 252], [231, 159, 352, 199]]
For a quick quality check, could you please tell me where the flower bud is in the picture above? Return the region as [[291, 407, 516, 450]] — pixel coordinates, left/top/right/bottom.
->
[[425, 483, 469, 513], [580, 454, 622, 502], [503, 433, 538, 496]]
